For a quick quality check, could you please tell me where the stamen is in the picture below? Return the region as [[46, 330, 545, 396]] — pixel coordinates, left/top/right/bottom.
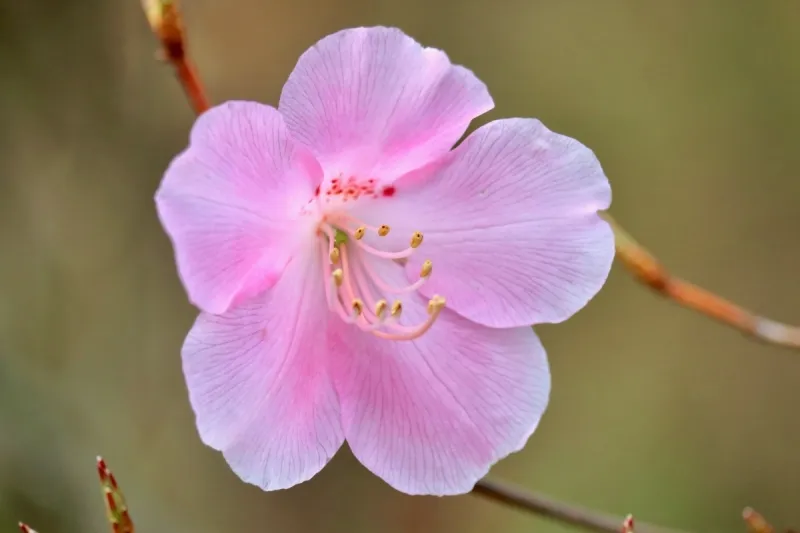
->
[[351, 238, 414, 260], [337, 243, 392, 332], [420, 259, 432, 278], [372, 295, 446, 341], [352, 256, 430, 294], [326, 218, 419, 259], [327, 213, 391, 240], [319, 224, 342, 308], [321, 231, 359, 323], [345, 247, 384, 318], [327, 252, 386, 333], [391, 300, 402, 318], [374, 299, 388, 319], [329, 247, 340, 264], [427, 295, 446, 315], [319, 232, 336, 310]]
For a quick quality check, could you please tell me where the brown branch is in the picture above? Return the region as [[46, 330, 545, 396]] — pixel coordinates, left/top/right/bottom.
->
[[603, 213, 800, 349], [473, 482, 798, 533], [142, 0, 210, 114], [472, 479, 688, 533]]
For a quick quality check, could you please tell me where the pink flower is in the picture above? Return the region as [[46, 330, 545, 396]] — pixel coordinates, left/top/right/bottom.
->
[[155, 26, 614, 495]]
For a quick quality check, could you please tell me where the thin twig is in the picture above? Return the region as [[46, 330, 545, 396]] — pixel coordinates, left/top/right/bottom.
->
[[473, 479, 688, 533], [142, 0, 210, 114], [603, 213, 800, 349]]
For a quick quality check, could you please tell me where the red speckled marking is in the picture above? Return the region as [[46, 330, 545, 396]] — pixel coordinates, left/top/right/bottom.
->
[[382, 185, 396, 197], [324, 175, 380, 201]]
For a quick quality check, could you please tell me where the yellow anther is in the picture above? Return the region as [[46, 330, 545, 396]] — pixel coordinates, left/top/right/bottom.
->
[[352, 299, 364, 316], [329, 247, 340, 264], [354, 226, 366, 240], [374, 299, 388, 319], [420, 259, 433, 278], [390, 300, 403, 318], [332, 269, 344, 287], [377, 224, 391, 237], [427, 295, 446, 315], [410, 231, 423, 248]]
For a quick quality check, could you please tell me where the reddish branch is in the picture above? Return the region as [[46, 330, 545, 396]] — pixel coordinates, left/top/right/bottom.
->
[[19, 457, 134, 533], [142, 0, 210, 114], [97, 457, 135, 533], [604, 214, 800, 349]]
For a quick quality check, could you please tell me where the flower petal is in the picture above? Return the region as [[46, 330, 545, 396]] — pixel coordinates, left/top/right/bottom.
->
[[328, 253, 550, 495], [279, 26, 494, 182], [353, 118, 614, 328], [182, 245, 343, 491], [156, 101, 323, 314]]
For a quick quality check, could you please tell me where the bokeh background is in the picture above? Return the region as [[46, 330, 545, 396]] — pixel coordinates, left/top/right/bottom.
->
[[1, 1, 799, 532]]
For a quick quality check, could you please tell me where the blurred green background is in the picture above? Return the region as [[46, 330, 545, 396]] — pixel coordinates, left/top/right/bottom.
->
[[1, 1, 798, 532]]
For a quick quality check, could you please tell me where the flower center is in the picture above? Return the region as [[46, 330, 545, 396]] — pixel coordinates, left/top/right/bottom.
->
[[316, 213, 445, 341]]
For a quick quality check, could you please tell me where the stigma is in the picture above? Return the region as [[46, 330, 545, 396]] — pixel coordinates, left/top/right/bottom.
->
[[316, 214, 444, 341]]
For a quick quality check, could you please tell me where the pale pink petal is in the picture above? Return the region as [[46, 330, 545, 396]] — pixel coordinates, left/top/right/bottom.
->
[[156, 101, 323, 314], [182, 246, 343, 491], [279, 26, 493, 182], [350, 118, 614, 328], [328, 252, 550, 495]]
